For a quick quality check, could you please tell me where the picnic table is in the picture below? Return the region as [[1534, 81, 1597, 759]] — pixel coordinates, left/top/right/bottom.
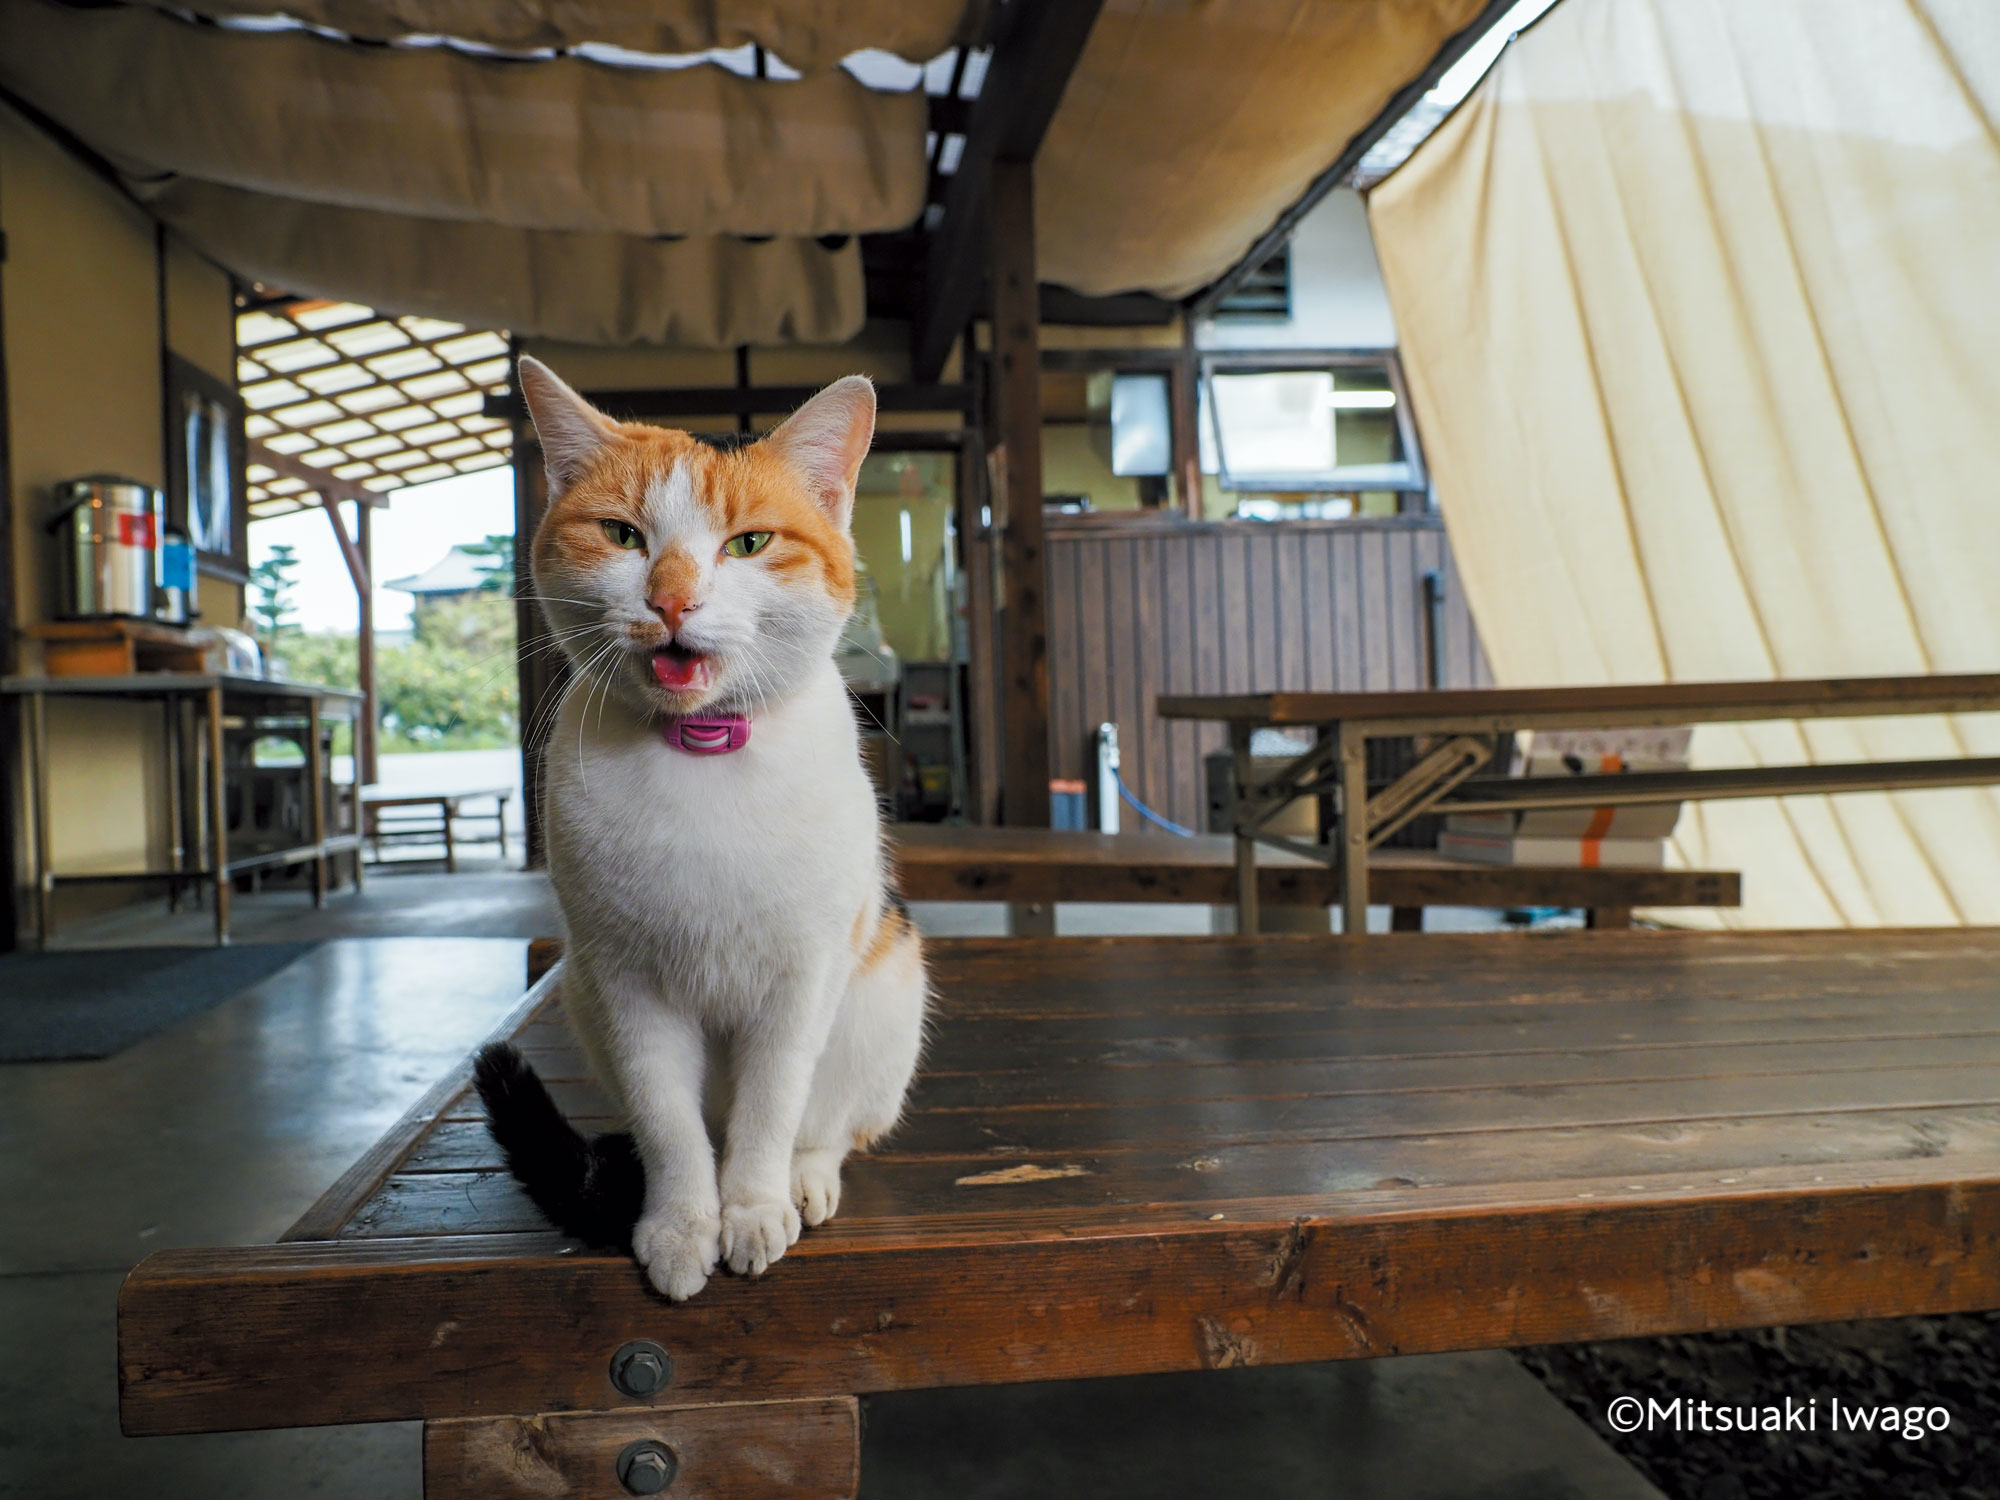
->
[[1160, 673, 2000, 937], [889, 823, 1737, 930], [362, 786, 513, 872], [119, 929, 2000, 1496]]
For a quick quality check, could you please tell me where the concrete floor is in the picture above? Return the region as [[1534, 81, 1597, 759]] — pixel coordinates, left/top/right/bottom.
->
[[3, 871, 1647, 1498]]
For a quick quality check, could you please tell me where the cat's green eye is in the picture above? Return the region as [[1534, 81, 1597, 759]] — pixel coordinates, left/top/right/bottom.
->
[[600, 520, 644, 551], [723, 531, 774, 559]]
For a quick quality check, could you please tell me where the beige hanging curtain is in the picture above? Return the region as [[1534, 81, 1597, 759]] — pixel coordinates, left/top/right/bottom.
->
[[130, 0, 974, 72], [1368, 0, 2000, 927], [145, 180, 866, 347], [0, 0, 926, 237], [1036, 0, 1490, 298]]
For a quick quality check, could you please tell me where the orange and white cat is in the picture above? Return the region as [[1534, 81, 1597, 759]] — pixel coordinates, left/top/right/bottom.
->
[[475, 357, 926, 1301]]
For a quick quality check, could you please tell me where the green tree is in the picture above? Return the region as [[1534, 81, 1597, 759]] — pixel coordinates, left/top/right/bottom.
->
[[248, 544, 302, 644], [377, 592, 519, 749]]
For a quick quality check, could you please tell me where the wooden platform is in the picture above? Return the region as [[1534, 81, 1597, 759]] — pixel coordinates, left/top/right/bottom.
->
[[118, 930, 2000, 1494], [889, 823, 1738, 922]]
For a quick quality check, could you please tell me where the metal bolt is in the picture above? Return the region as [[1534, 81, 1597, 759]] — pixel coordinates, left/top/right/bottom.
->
[[616, 1439, 678, 1495], [609, 1340, 673, 1399]]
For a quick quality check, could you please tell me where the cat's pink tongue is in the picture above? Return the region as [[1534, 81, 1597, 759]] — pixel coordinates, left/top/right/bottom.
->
[[651, 649, 712, 691]]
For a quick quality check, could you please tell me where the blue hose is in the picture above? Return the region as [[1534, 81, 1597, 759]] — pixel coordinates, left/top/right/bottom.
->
[[1114, 770, 1197, 838]]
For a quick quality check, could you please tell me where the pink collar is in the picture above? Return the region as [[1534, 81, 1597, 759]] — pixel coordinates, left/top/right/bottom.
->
[[661, 714, 751, 755]]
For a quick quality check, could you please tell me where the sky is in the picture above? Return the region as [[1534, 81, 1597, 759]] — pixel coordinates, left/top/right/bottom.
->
[[248, 466, 515, 634]]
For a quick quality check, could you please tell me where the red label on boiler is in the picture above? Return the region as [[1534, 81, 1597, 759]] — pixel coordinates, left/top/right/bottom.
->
[[118, 512, 158, 548]]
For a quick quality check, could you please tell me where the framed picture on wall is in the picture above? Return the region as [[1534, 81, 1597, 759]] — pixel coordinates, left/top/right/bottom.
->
[[165, 352, 248, 580]]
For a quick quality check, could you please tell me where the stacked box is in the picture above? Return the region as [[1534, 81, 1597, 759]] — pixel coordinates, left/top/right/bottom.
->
[[1437, 727, 1691, 869]]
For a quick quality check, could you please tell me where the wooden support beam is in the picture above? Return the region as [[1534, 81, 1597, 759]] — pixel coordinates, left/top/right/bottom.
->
[[513, 436, 558, 869], [354, 501, 377, 786], [989, 158, 1051, 828], [913, 0, 1106, 381], [1186, 0, 1519, 321], [483, 384, 971, 424], [248, 441, 380, 512], [424, 1399, 860, 1500]]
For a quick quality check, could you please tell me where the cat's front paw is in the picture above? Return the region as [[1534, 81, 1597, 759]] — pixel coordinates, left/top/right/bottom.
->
[[720, 1199, 801, 1277], [793, 1149, 844, 1227], [632, 1206, 721, 1301]]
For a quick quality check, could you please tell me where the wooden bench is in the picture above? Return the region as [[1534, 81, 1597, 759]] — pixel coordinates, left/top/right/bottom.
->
[[118, 930, 2000, 1496], [362, 787, 513, 873], [890, 824, 1738, 930], [1161, 672, 2000, 936]]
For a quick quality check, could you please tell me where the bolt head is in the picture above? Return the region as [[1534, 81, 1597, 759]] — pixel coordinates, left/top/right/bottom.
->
[[616, 1439, 678, 1495], [609, 1340, 672, 1398]]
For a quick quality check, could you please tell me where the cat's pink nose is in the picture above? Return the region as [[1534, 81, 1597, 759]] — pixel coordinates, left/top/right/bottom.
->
[[650, 593, 700, 630]]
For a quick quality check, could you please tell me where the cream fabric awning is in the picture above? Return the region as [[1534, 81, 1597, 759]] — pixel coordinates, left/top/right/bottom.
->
[[1369, 0, 2000, 927], [133, 0, 973, 73], [1036, 0, 1489, 298], [145, 179, 867, 347], [0, 0, 926, 238]]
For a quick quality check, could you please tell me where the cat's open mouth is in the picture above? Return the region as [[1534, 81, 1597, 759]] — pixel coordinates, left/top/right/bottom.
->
[[650, 642, 713, 692]]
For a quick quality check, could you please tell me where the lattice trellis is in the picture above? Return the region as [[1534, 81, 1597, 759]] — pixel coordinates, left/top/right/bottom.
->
[[239, 300, 515, 517]]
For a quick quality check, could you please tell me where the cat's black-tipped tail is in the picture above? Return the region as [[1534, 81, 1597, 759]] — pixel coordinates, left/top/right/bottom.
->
[[472, 1043, 644, 1250]]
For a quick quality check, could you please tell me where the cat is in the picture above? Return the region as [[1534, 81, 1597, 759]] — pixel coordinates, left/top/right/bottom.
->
[[474, 356, 928, 1301]]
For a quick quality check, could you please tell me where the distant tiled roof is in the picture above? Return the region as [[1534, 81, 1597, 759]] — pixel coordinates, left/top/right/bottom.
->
[[384, 546, 498, 596]]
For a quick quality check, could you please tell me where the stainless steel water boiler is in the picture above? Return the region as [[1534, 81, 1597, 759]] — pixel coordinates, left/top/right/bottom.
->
[[48, 475, 162, 620]]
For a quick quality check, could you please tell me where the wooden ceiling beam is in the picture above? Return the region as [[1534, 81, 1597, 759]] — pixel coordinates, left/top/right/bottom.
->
[[912, 0, 1106, 382], [248, 440, 383, 511]]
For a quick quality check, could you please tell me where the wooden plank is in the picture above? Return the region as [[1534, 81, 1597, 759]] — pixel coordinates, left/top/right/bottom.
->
[[280, 972, 557, 1243], [397, 1105, 2000, 1198], [990, 157, 1052, 827], [1158, 671, 2000, 726], [424, 1398, 859, 1500], [886, 826, 1735, 909], [118, 1160, 2000, 1435], [913, 0, 1107, 379]]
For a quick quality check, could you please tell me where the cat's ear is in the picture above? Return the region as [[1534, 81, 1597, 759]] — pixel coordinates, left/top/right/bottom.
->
[[518, 356, 621, 494], [765, 376, 876, 529]]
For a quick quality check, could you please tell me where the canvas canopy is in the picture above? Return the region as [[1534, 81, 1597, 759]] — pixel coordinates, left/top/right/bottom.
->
[[1370, 0, 2000, 927], [0, 0, 928, 238], [145, 179, 866, 347], [0, 0, 1496, 342], [1037, 0, 1489, 298], [132, 0, 975, 73]]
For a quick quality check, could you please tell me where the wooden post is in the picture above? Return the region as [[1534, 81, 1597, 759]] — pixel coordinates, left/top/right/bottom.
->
[[306, 689, 327, 908], [1171, 339, 1203, 520], [207, 683, 229, 945], [1229, 721, 1258, 936], [423, 1398, 860, 1500], [1337, 722, 1369, 938], [514, 437, 560, 868], [989, 157, 1051, 828], [954, 429, 1001, 826], [356, 499, 378, 786]]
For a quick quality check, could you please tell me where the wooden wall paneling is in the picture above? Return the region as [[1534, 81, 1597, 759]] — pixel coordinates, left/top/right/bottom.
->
[[1039, 520, 1496, 845], [1332, 530, 1365, 692], [1360, 530, 1395, 689], [989, 159, 1051, 826], [1386, 528, 1421, 691], [1274, 526, 1308, 691], [1161, 534, 1198, 831], [1250, 529, 1281, 690], [1044, 538, 1082, 786], [1102, 537, 1140, 816], [1131, 533, 1170, 823]]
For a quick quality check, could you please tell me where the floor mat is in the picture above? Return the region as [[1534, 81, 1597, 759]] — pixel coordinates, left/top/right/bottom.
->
[[0, 943, 320, 1062]]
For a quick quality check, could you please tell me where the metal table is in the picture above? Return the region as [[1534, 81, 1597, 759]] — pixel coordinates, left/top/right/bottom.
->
[[1160, 673, 2000, 937], [3, 672, 366, 944]]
